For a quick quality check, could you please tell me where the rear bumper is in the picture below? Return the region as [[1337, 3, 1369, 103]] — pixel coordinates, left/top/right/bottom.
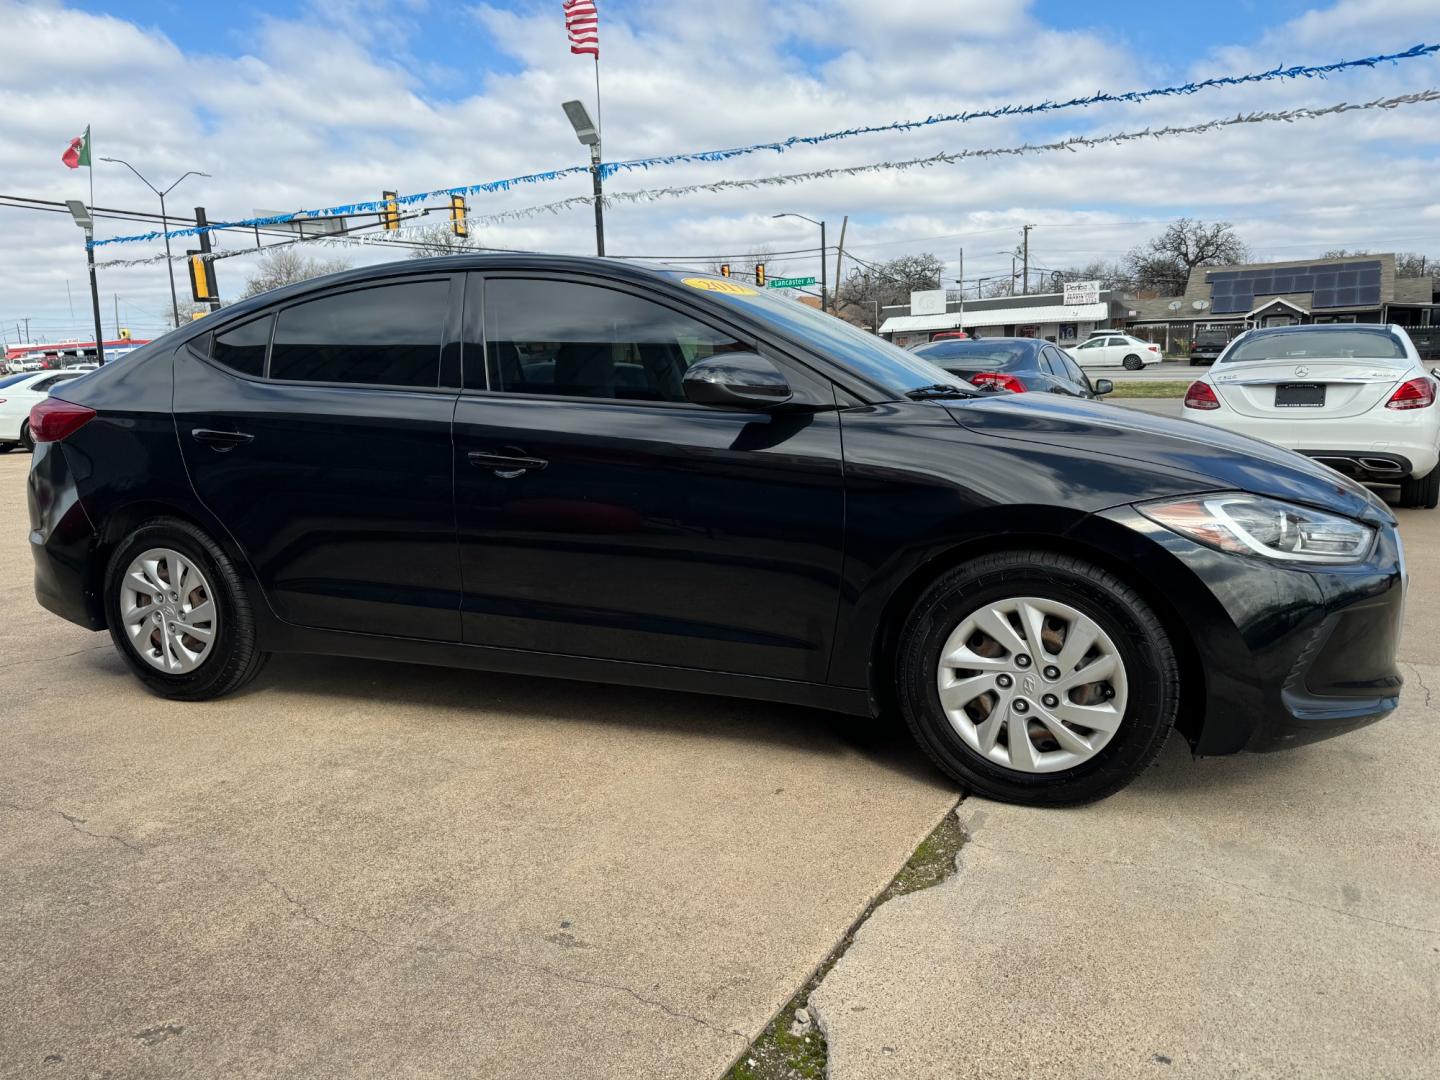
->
[[28, 442, 104, 631], [1098, 506, 1404, 756], [1186, 409, 1440, 478]]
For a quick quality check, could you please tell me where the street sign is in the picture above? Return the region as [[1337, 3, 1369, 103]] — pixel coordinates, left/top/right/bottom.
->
[[767, 276, 817, 288]]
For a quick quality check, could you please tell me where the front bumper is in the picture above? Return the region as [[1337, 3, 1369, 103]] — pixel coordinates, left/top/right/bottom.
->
[[1097, 505, 1404, 755]]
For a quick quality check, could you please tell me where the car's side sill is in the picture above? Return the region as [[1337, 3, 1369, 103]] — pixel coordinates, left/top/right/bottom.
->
[[264, 624, 874, 717]]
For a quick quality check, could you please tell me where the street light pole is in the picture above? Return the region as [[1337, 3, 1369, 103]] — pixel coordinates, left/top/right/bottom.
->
[[562, 100, 605, 257], [100, 158, 210, 326], [65, 201, 105, 366], [772, 212, 827, 312]]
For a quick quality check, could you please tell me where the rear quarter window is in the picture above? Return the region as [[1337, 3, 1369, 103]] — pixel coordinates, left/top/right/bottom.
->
[[209, 315, 274, 378]]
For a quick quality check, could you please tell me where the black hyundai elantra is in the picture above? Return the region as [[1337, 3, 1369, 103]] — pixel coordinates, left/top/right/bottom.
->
[[27, 256, 1404, 804]]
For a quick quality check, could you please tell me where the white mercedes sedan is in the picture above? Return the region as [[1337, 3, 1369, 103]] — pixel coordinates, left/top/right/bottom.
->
[[0, 369, 88, 452], [1183, 324, 1440, 508]]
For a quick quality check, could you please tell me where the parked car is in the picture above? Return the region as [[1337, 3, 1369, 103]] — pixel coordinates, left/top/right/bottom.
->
[[29, 256, 1404, 805], [929, 330, 969, 342], [0, 369, 87, 451], [1189, 329, 1233, 366], [911, 337, 1113, 399], [1183, 324, 1440, 508], [1067, 333, 1163, 370]]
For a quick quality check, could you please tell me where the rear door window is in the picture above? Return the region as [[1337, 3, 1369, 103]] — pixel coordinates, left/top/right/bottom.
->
[[270, 280, 448, 387], [210, 314, 273, 378]]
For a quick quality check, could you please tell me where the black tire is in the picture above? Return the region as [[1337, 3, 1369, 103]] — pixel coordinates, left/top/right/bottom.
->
[[0, 442, 14, 454], [896, 550, 1179, 806], [103, 517, 268, 700], [1122, 354, 1144, 371], [1189, 359, 1201, 367], [18, 422, 33, 452], [1399, 468, 1440, 510]]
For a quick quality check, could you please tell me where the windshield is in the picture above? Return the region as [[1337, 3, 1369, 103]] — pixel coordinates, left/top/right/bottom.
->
[[673, 278, 972, 397], [1223, 328, 1407, 363], [912, 341, 1032, 370]]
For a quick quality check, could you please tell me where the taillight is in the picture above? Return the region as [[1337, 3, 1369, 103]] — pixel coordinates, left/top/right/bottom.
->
[[1385, 377, 1435, 410], [1147, 345, 1159, 352], [970, 372, 1026, 393], [28, 398, 96, 442], [1184, 381, 1221, 410]]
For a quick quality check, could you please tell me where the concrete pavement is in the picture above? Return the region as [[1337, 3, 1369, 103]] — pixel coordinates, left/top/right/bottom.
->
[[810, 505, 1440, 1079], [0, 454, 958, 1079]]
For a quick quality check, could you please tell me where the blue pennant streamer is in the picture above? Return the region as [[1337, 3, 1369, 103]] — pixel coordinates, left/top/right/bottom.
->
[[91, 43, 1438, 249]]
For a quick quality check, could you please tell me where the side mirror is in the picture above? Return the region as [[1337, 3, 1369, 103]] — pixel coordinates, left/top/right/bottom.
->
[[1093, 378, 1114, 396], [683, 352, 793, 409]]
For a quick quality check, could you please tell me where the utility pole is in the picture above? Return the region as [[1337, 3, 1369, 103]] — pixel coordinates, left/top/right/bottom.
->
[[113, 294, 120, 337], [1021, 224, 1035, 295], [833, 215, 848, 307], [958, 246, 965, 326], [773, 213, 828, 312]]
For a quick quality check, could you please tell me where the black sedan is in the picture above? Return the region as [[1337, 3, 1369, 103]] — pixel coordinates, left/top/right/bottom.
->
[[28, 256, 1403, 805], [910, 337, 1112, 398]]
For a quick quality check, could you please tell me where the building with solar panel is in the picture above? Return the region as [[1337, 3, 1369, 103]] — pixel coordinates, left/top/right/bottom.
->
[[1125, 253, 1438, 357]]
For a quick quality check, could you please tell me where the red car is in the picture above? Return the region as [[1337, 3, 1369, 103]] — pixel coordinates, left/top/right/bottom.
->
[[930, 330, 969, 342]]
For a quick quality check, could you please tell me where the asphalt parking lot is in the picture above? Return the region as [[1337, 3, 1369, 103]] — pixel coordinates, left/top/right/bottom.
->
[[3, 448, 1437, 1079]]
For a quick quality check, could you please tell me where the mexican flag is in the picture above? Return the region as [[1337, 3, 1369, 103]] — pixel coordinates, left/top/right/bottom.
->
[[62, 126, 91, 169]]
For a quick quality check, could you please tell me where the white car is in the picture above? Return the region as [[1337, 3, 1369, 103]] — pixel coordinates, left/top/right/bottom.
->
[[1067, 333, 1163, 370], [1183, 324, 1440, 508], [0, 369, 89, 452]]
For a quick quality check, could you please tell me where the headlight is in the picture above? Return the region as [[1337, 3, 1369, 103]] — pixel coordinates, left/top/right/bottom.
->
[[1139, 494, 1375, 564]]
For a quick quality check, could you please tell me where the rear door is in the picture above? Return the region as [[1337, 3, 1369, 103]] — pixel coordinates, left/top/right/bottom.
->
[[174, 274, 464, 641], [451, 273, 846, 681]]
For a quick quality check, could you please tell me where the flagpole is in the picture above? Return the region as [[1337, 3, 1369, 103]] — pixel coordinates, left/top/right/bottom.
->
[[593, 55, 602, 139]]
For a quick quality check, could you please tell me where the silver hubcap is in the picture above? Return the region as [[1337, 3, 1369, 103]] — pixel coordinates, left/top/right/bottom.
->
[[119, 548, 218, 674], [936, 596, 1128, 774]]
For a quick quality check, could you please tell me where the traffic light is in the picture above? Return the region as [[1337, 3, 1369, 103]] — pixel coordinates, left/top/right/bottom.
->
[[381, 190, 400, 231], [755, 263, 766, 287], [187, 251, 218, 304], [450, 194, 468, 239], [118, 328, 131, 340], [719, 263, 731, 277]]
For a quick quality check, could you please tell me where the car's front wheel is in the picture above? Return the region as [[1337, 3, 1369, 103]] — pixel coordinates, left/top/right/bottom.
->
[[104, 518, 268, 700], [896, 550, 1179, 805], [1122, 354, 1144, 370], [1399, 468, 1440, 510]]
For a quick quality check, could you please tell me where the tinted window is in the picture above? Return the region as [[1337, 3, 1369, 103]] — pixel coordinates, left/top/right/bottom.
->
[[484, 279, 748, 402], [658, 274, 972, 398], [210, 314, 273, 377], [31, 374, 80, 393], [1053, 349, 1090, 388], [1223, 328, 1406, 363], [1075, 339, 1103, 350], [270, 281, 447, 387]]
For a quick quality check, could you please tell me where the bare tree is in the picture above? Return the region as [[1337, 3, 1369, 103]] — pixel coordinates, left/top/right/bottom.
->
[[407, 225, 480, 259], [835, 252, 946, 312], [707, 246, 776, 286], [1125, 219, 1248, 293], [240, 247, 352, 299], [1052, 259, 1132, 291]]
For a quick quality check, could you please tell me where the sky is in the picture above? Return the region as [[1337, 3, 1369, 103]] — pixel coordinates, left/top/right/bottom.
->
[[2, 0, 1439, 343]]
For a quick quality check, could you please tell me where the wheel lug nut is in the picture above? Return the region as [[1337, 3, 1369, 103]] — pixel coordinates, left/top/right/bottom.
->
[[1042, 694, 1059, 708], [1013, 699, 1029, 714], [996, 674, 1013, 689], [1015, 655, 1031, 668], [1043, 665, 1060, 680]]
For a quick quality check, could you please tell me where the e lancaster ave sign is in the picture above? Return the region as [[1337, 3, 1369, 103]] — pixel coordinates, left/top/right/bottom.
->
[[768, 276, 817, 288]]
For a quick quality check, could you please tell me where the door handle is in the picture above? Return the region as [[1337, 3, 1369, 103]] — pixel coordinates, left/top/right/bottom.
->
[[467, 450, 548, 477], [191, 428, 254, 451]]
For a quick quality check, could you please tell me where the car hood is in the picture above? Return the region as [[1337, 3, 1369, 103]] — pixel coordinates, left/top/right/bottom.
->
[[942, 393, 1393, 525]]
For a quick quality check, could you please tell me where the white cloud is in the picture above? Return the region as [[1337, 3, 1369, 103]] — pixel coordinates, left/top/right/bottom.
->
[[0, 0, 1438, 343]]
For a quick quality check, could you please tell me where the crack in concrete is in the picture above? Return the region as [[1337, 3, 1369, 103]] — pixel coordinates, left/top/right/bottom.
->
[[1405, 663, 1434, 710], [2, 799, 143, 853], [966, 839, 1440, 937], [0, 644, 112, 672], [257, 874, 747, 1042]]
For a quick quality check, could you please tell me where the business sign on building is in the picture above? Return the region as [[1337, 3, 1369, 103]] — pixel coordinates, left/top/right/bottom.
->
[[1063, 280, 1101, 306], [910, 289, 947, 316]]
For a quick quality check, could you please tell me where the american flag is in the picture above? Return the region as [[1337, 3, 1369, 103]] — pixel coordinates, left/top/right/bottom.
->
[[563, 0, 599, 58]]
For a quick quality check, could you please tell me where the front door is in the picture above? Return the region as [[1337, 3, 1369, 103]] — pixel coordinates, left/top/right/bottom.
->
[[174, 275, 464, 641], [452, 274, 846, 682]]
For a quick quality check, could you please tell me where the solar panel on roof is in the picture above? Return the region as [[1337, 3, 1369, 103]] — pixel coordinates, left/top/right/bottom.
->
[[1205, 259, 1383, 312]]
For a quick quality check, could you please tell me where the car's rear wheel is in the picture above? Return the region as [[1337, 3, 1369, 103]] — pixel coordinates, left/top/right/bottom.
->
[[104, 518, 268, 700], [1122, 354, 1144, 370], [18, 422, 33, 452], [896, 550, 1179, 805], [1399, 467, 1440, 510]]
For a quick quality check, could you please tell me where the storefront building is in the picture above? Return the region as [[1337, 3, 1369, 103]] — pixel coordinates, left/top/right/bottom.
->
[[877, 289, 1129, 348]]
